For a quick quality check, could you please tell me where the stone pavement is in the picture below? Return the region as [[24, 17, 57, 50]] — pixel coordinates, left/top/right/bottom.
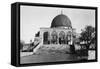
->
[[20, 49, 79, 64], [20, 48, 95, 64]]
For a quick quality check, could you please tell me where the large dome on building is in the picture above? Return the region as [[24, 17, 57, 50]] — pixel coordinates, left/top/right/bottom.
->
[[51, 14, 72, 28]]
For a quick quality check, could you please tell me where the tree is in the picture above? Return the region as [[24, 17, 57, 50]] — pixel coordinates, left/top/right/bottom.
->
[[79, 26, 95, 49]]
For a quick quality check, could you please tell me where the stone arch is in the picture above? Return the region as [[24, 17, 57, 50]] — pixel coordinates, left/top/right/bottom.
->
[[67, 31, 72, 40], [59, 31, 65, 38], [66, 31, 72, 45], [59, 31, 65, 44], [51, 31, 58, 44]]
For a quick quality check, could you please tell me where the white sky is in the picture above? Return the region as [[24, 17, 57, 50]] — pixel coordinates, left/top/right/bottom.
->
[[20, 5, 95, 43]]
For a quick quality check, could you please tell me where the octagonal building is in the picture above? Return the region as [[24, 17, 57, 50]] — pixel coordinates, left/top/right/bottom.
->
[[34, 13, 76, 53]]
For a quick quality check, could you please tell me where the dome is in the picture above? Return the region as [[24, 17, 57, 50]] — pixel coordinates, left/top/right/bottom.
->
[[51, 14, 72, 28]]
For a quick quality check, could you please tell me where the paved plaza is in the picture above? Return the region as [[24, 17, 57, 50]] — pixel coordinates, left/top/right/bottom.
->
[[20, 49, 85, 64]]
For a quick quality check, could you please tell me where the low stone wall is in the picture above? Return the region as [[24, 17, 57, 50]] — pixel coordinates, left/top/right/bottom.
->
[[20, 52, 33, 57], [38, 45, 70, 53]]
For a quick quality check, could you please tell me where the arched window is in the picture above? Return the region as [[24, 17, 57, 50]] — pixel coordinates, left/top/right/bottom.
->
[[59, 31, 65, 44], [43, 31, 50, 44], [51, 31, 58, 44]]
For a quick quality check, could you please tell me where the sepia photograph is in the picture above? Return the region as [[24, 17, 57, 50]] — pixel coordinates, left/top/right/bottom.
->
[[20, 5, 96, 64]]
